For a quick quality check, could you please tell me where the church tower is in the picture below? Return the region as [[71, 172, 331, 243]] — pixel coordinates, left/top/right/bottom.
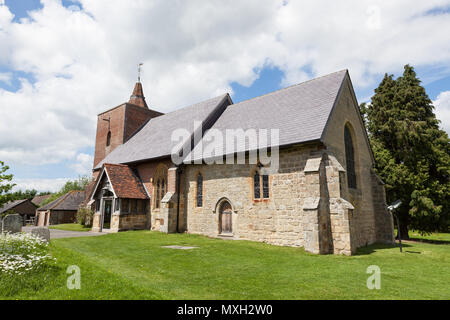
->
[[93, 80, 164, 169]]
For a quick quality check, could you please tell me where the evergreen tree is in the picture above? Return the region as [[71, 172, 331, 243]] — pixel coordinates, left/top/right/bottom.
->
[[363, 65, 449, 238]]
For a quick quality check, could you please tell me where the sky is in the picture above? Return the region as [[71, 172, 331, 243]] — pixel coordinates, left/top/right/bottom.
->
[[0, 0, 449, 192]]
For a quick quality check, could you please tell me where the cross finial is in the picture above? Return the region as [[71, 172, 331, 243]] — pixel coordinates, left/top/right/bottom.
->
[[138, 63, 143, 82]]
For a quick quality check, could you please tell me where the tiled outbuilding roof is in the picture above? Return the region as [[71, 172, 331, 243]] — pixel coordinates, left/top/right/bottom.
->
[[101, 163, 148, 199], [32, 194, 52, 206], [38, 191, 85, 211], [95, 93, 231, 168], [0, 199, 30, 214], [185, 70, 348, 162]]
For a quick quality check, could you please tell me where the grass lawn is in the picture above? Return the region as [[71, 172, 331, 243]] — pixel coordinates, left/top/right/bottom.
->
[[1, 231, 449, 300], [408, 230, 450, 243], [49, 224, 91, 232]]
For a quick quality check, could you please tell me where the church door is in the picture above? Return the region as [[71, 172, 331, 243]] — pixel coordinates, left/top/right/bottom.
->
[[103, 200, 112, 230], [219, 201, 232, 234]]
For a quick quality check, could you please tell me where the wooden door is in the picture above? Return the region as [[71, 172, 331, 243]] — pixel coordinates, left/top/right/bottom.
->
[[219, 201, 232, 234]]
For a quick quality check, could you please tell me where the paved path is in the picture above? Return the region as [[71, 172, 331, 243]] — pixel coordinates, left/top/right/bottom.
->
[[23, 226, 105, 239]]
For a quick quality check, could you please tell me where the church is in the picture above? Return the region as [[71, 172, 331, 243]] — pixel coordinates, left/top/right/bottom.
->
[[88, 70, 394, 255]]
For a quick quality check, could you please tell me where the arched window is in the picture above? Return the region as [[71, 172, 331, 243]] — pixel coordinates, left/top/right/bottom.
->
[[253, 165, 270, 200], [196, 173, 203, 207], [253, 172, 261, 199], [156, 179, 161, 208], [106, 131, 111, 147], [344, 125, 357, 189], [262, 174, 269, 199], [153, 164, 168, 209], [161, 179, 166, 200]]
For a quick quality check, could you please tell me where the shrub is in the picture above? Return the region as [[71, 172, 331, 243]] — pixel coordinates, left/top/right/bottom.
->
[[0, 232, 56, 275], [77, 207, 94, 227]]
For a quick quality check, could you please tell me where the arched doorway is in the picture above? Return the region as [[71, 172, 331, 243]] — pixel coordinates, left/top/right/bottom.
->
[[219, 200, 233, 234]]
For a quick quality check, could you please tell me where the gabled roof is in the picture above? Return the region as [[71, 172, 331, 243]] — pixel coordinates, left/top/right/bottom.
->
[[0, 199, 33, 214], [38, 191, 85, 211], [184, 70, 348, 162], [95, 93, 230, 168], [32, 194, 52, 206], [92, 163, 148, 199]]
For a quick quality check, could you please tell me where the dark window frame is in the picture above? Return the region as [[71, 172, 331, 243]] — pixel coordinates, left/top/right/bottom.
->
[[253, 172, 261, 199], [106, 131, 111, 147], [196, 173, 203, 207], [344, 125, 357, 189], [156, 179, 161, 209], [121, 198, 129, 213], [262, 175, 269, 199]]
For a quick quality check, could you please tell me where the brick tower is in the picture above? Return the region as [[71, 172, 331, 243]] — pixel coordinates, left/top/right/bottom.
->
[[93, 81, 164, 169]]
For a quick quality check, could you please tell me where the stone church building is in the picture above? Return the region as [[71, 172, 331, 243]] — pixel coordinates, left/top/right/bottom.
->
[[88, 70, 394, 255]]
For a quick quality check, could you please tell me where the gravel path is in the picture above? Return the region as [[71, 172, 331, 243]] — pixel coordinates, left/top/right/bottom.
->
[[23, 226, 105, 239]]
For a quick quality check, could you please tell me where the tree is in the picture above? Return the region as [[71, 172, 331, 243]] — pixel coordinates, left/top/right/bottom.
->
[[10, 189, 38, 201], [0, 161, 15, 210], [362, 65, 450, 238], [40, 176, 91, 207]]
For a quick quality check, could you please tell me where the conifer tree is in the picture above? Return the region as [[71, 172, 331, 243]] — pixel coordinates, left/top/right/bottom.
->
[[363, 65, 449, 238]]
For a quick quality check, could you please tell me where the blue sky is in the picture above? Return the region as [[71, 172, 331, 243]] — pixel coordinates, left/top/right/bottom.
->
[[0, 0, 449, 192]]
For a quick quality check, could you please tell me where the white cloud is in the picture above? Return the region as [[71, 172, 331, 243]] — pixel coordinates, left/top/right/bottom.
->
[[0, 0, 449, 171], [70, 153, 93, 175], [13, 178, 69, 192], [434, 91, 450, 133]]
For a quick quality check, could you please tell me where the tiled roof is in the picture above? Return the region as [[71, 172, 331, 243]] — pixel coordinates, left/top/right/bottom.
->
[[38, 191, 85, 211], [185, 70, 348, 162], [95, 93, 230, 168], [104, 163, 148, 199], [128, 82, 148, 108], [32, 194, 52, 206], [0, 199, 30, 214]]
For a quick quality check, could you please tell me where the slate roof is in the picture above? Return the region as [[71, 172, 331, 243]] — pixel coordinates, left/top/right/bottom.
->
[[102, 163, 148, 199], [0, 199, 30, 214], [95, 93, 230, 168], [185, 70, 348, 162], [37, 191, 85, 211], [32, 194, 52, 206]]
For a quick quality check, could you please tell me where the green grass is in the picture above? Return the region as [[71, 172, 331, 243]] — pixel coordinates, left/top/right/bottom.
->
[[1, 231, 449, 300], [408, 230, 450, 243], [49, 224, 91, 232]]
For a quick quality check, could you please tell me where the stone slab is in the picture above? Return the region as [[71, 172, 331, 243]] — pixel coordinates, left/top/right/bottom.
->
[[161, 245, 198, 250]]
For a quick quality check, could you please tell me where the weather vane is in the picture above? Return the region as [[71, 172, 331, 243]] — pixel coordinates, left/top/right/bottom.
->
[[138, 63, 144, 82]]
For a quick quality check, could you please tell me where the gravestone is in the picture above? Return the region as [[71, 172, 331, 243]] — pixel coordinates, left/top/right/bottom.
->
[[1, 214, 22, 233], [31, 227, 51, 242]]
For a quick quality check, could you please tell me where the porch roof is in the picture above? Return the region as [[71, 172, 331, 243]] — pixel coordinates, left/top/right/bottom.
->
[[95, 163, 148, 200]]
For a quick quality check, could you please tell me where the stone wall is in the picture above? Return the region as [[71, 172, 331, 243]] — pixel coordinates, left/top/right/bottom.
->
[[112, 213, 147, 232], [371, 172, 395, 243], [183, 142, 390, 255], [184, 145, 323, 250], [92, 212, 101, 232], [93, 211, 148, 232], [321, 77, 393, 248]]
